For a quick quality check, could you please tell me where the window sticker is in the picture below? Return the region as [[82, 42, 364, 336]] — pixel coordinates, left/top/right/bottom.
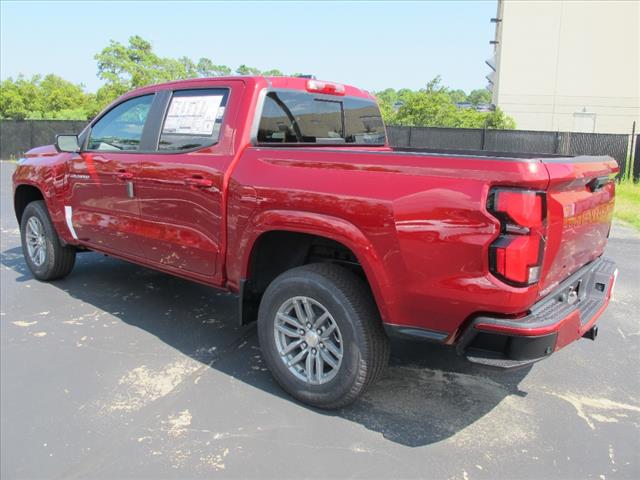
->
[[162, 95, 224, 136]]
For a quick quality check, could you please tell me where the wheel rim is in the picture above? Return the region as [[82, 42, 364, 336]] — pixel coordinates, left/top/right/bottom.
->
[[25, 216, 46, 267], [274, 296, 343, 385]]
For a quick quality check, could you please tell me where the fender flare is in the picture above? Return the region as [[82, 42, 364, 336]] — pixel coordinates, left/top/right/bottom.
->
[[237, 209, 394, 322], [13, 178, 73, 244]]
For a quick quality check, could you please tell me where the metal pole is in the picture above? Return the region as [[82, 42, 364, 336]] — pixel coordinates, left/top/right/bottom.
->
[[628, 120, 636, 180], [481, 119, 488, 150], [29, 120, 35, 152], [634, 133, 640, 181]]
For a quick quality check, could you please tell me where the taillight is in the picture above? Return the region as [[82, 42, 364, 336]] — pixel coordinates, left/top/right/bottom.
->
[[306, 79, 346, 96], [488, 188, 546, 286]]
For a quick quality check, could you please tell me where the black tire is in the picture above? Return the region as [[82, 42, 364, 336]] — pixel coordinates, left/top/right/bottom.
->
[[257, 263, 390, 409], [20, 201, 76, 281]]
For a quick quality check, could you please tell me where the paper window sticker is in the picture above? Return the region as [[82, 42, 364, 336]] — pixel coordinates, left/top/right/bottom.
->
[[162, 95, 224, 136]]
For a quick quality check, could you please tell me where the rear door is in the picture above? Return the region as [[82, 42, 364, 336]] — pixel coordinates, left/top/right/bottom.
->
[[66, 94, 155, 257], [135, 84, 241, 282]]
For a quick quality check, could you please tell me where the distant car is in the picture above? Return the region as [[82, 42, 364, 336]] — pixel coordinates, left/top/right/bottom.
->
[[13, 76, 618, 408]]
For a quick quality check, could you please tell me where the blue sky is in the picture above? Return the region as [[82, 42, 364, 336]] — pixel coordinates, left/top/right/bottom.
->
[[0, 0, 497, 93]]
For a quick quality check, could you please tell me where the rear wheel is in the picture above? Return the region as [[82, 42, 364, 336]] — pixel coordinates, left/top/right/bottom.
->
[[20, 201, 76, 281], [257, 263, 389, 409]]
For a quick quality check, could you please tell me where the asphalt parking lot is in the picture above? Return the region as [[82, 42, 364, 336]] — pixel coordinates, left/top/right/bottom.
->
[[1, 160, 639, 479]]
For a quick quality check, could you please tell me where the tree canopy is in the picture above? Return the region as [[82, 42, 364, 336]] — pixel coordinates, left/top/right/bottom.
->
[[0, 74, 99, 120], [373, 76, 515, 129], [0, 35, 515, 129]]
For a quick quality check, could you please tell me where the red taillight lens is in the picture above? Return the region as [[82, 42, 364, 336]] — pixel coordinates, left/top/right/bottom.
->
[[490, 235, 542, 284], [494, 190, 543, 228], [488, 189, 546, 286], [306, 79, 346, 96]]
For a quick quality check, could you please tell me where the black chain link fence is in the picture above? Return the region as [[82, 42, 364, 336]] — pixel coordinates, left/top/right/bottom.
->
[[0, 120, 87, 160], [387, 126, 638, 180], [1, 120, 638, 179]]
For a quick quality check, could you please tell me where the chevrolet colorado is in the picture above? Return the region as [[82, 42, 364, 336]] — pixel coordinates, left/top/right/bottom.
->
[[13, 76, 619, 408]]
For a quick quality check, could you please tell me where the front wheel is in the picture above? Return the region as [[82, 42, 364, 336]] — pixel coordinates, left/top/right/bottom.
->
[[20, 201, 76, 281], [257, 263, 389, 409]]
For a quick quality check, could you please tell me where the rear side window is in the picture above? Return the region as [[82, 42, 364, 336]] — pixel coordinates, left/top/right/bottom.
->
[[158, 89, 229, 151], [88, 95, 153, 151], [257, 91, 386, 145]]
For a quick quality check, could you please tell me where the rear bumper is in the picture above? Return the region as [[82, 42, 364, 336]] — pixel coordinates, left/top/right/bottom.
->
[[457, 257, 618, 369]]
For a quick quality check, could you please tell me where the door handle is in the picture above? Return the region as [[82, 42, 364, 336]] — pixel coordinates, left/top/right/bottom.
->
[[184, 177, 214, 188], [116, 171, 134, 181], [586, 176, 610, 192]]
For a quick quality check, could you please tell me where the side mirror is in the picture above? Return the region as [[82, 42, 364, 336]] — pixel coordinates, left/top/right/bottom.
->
[[55, 134, 80, 153]]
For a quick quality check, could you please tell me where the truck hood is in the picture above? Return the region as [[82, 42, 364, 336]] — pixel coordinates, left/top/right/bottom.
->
[[24, 144, 59, 158]]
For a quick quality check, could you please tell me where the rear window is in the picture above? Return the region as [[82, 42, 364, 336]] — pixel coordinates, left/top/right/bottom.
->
[[257, 91, 385, 145], [158, 88, 229, 151]]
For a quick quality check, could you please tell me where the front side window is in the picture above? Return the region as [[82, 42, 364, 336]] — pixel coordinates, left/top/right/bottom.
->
[[158, 89, 229, 151], [88, 95, 154, 151], [257, 91, 386, 145]]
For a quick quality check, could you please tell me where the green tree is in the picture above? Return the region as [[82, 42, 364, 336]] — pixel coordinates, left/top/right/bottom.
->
[[235, 64, 262, 75], [196, 58, 231, 77], [96, 36, 155, 87], [467, 88, 492, 105], [91, 82, 129, 117], [94, 36, 200, 90], [0, 76, 36, 119], [1, 36, 510, 126], [178, 56, 198, 78], [93, 36, 214, 111], [392, 77, 458, 127], [374, 77, 514, 129], [1, 35, 298, 119], [375, 88, 397, 104], [484, 107, 516, 129], [38, 74, 88, 114], [373, 88, 399, 124], [448, 88, 467, 104], [0, 74, 93, 120], [262, 69, 285, 76]]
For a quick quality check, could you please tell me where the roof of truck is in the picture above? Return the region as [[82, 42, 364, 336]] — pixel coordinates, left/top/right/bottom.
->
[[122, 75, 375, 100]]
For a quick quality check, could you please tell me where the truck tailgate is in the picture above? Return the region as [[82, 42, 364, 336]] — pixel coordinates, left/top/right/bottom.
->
[[538, 156, 619, 296]]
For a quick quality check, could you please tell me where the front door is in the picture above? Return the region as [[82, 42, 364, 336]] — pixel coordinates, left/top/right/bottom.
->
[[65, 94, 155, 257], [135, 86, 237, 281]]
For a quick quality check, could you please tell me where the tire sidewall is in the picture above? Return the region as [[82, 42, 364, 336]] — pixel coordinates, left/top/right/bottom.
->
[[20, 202, 60, 280], [258, 268, 367, 407]]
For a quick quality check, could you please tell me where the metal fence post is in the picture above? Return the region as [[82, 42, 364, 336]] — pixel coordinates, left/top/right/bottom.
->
[[29, 120, 34, 151], [627, 121, 636, 179], [634, 134, 640, 181]]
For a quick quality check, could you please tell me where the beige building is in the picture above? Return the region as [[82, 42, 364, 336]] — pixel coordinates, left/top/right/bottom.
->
[[488, 0, 640, 134]]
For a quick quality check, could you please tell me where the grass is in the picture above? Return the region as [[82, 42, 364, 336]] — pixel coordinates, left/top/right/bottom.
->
[[614, 179, 640, 229]]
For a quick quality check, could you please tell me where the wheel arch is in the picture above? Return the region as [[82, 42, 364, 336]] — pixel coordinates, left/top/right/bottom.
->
[[235, 210, 393, 325], [14, 183, 45, 225]]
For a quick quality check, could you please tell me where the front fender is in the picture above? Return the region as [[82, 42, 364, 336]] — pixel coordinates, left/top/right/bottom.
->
[[12, 155, 74, 244]]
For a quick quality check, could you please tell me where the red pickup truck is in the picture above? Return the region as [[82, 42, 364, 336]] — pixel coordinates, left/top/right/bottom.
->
[[13, 76, 619, 408]]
